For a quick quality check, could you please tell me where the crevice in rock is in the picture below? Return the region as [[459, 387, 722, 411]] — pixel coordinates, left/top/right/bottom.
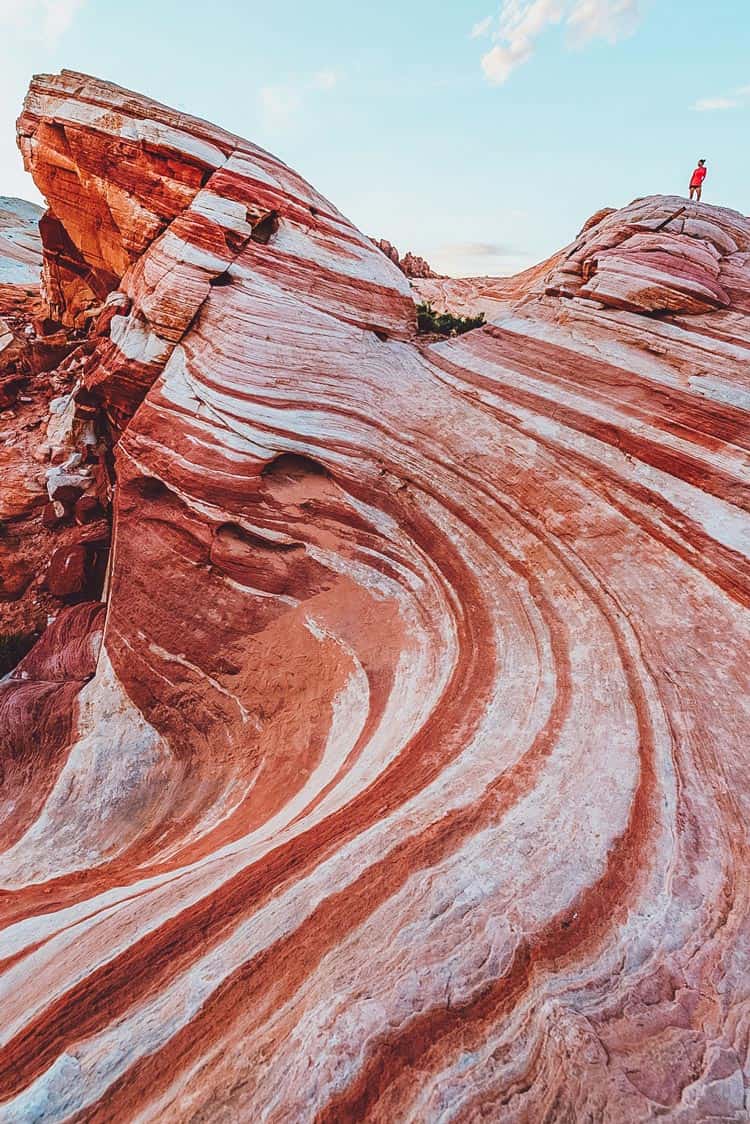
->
[[653, 206, 686, 233], [130, 476, 171, 501], [251, 211, 280, 245], [213, 521, 304, 554], [261, 452, 338, 508], [261, 452, 331, 483]]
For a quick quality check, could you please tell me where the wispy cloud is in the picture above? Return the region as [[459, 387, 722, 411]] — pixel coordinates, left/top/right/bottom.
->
[[259, 69, 341, 131], [567, 0, 642, 44], [430, 240, 535, 277], [429, 237, 532, 275], [0, 0, 85, 44], [441, 240, 518, 256], [691, 97, 739, 112], [471, 15, 495, 38], [475, 0, 644, 85], [690, 84, 750, 112]]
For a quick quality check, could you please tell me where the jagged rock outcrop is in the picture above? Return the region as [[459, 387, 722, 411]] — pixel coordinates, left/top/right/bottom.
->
[[0, 194, 109, 642], [400, 250, 438, 279], [1, 72, 750, 1123], [371, 236, 442, 279]]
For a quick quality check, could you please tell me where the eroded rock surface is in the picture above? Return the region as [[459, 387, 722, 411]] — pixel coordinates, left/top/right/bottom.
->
[[0, 194, 110, 644], [1, 71, 749, 1123], [544, 196, 750, 315]]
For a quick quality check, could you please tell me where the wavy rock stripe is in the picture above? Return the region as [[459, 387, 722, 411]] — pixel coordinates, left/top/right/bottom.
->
[[1, 71, 749, 1122], [0, 197, 43, 291]]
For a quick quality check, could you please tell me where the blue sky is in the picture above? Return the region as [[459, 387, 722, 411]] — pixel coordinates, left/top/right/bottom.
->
[[1, 0, 748, 276]]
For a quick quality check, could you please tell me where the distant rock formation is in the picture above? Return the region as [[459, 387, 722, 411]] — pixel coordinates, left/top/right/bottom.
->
[[371, 236, 442, 278], [411, 244, 566, 321], [2, 71, 750, 1124]]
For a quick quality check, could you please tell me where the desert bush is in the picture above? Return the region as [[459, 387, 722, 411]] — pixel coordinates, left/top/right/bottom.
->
[[416, 302, 486, 336]]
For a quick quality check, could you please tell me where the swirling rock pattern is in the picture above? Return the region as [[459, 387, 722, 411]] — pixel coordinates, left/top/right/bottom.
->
[[2, 71, 750, 1122]]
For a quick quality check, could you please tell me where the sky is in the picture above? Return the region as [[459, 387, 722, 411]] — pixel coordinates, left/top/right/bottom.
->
[[0, 0, 748, 277]]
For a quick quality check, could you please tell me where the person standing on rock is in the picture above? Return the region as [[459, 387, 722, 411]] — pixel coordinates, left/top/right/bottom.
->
[[689, 159, 707, 201]]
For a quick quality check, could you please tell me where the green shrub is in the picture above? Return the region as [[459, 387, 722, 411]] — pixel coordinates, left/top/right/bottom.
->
[[0, 631, 37, 677], [416, 302, 486, 336]]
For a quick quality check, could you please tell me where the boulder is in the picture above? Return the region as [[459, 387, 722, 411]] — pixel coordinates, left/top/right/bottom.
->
[[74, 495, 104, 524], [41, 499, 68, 528], [0, 442, 46, 520], [0, 544, 32, 600], [44, 543, 89, 597]]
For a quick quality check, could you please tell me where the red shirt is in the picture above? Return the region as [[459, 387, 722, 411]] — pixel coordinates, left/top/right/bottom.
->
[[690, 165, 707, 187]]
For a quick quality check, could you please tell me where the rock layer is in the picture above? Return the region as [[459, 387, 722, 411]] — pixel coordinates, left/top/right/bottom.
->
[[0, 197, 43, 312], [1, 72, 750, 1123]]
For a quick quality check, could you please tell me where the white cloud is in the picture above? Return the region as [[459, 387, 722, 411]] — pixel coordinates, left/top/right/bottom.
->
[[0, 0, 85, 44], [475, 0, 644, 85], [691, 97, 739, 112], [566, 0, 642, 43], [471, 15, 494, 38], [690, 85, 750, 112], [482, 40, 534, 83]]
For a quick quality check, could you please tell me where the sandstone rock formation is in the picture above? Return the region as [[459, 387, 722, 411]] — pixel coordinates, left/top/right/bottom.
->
[[0, 197, 43, 313], [0, 196, 44, 393], [543, 197, 749, 315], [372, 236, 442, 279], [1, 71, 750, 1123]]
